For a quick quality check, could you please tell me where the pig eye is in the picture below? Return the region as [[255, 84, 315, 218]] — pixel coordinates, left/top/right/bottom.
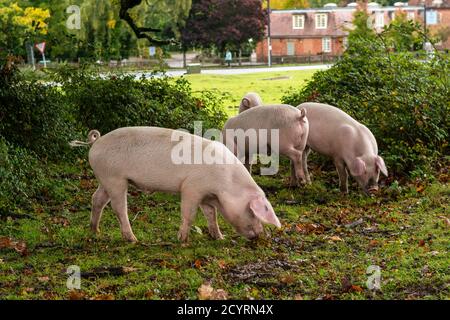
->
[[265, 205, 268, 212]]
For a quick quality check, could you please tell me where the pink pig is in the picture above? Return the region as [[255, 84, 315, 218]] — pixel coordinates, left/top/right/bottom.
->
[[293, 102, 388, 194], [223, 104, 309, 182], [239, 92, 264, 113], [70, 127, 281, 243]]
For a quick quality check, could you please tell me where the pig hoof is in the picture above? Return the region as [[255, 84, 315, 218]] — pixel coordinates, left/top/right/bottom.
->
[[124, 233, 138, 243], [177, 231, 189, 243], [90, 224, 100, 234], [209, 231, 224, 240]]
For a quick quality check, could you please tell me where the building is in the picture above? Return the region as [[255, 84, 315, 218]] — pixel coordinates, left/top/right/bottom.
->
[[256, 1, 450, 63], [408, 0, 450, 49]]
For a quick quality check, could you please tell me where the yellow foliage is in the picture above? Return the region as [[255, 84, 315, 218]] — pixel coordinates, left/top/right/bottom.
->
[[266, 0, 309, 9], [107, 19, 117, 29], [0, 2, 50, 35], [15, 6, 50, 34]]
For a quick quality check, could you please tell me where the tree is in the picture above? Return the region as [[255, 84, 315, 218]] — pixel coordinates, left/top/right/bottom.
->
[[0, 1, 50, 56], [270, 0, 309, 9], [117, 0, 191, 45], [181, 0, 267, 60]]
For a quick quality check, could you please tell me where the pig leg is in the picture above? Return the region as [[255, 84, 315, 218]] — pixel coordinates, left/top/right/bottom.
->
[[178, 190, 201, 243], [335, 159, 349, 193], [108, 182, 137, 243], [90, 185, 110, 234], [200, 204, 223, 240], [289, 160, 298, 186], [302, 147, 312, 184], [286, 148, 305, 185]]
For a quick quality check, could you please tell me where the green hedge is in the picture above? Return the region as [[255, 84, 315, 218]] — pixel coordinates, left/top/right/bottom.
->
[[0, 61, 76, 160], [0, 137, 47, 214], [283, 38, 449, 175], [54, 66, 227, 135]]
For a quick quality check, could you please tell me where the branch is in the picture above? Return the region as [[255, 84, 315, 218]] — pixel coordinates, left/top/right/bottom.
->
[[119, 0, 176, 46]]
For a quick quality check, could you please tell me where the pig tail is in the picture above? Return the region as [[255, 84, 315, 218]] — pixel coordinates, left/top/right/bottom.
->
[[69, 130, 101, 147]]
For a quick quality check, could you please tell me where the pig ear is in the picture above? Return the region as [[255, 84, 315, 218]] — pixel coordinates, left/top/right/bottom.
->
[[349, 157, 366, 176], [241, 98, 250, 108], [299, 108, 307, 120], [376, 156, 388, 177], [249, 196, 281, 228]]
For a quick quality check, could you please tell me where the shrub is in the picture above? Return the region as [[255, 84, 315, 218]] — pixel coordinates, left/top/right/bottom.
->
[[0, 137, 46, 215], [54, 66, 227, 135], [282, 38, 449, 175], [0, 57, 77, 161]]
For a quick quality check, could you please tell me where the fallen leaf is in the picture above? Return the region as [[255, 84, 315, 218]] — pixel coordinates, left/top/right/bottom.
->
[[329, 235, 343, 242], [418, 240, 426, 247], [37, 276, 50, 283], [194, 226, 203, 235], [438, 216, 450, 227], [295, 223, 325, 234], [416, 185, 425, 193], [68, 290, 85, 300], [198, 283, 214, 300], [369, 240, 379, 248], [350, 285, 363, 292], [280, 274, 296, 284], [0, 237, 28, 256], [217, 260, 227, 270], [198, 283, 228, 300], [194, 259, 203, 269]]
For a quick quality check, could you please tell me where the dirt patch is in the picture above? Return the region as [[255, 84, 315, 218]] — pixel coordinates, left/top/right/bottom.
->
[[224, 258, 301, 284]]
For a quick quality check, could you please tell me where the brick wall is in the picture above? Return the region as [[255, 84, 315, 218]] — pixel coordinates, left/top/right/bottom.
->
[[256, 37, 345, 62]]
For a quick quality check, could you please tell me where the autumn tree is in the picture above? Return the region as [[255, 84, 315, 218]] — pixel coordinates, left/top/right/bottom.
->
[[181, 0, 266, 62], [270, 0, 309, 9], [0, 0, 50, 56]]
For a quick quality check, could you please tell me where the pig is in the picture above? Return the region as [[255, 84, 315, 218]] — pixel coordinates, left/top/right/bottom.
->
[[223, 104, 309, 182], [70, 127, 281, 243], [239, 92, 263, 113], [291, 102, 388, 194]]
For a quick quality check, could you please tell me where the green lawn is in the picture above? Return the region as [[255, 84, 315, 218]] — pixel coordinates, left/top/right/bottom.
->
[[184, 70, 317, 116], [0, 161, 448, 300], [0, 69, 448, 300]]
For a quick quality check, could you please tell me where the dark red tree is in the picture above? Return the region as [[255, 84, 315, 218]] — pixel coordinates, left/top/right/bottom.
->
[[181, 0, 267, 53]]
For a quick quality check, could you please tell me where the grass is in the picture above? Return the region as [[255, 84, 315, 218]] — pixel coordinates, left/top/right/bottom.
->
[[1, 69, 448, 300], [0, 160, 448, 300], [183, 69, 317, 116]]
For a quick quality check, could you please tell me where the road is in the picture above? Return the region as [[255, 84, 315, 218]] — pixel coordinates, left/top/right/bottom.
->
[[132, 64, 332, 79]]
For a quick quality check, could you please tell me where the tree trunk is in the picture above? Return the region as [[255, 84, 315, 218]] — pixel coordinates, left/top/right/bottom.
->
[[183, 49, 187, 68]]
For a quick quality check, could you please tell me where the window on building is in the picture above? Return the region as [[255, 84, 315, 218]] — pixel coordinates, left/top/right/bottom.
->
[[426, 10, 438, 25], [322, 37, 331, 53], [287, 42, 295, 56], [315, 13, 328, 29], [293, 15, 305, 29], [407, 11, 415, 20], [375, 12, 384, 27]]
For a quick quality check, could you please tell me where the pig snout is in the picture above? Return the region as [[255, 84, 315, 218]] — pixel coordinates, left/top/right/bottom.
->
[[241, 222, 264, 241], [367, 185, 379, 194]]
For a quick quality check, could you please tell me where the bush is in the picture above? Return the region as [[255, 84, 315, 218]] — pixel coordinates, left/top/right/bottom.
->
[[54, 66, 227, 135], [0, 57, 77, 161], [282, 38, 449, 175], [0, 137, 47, 215]]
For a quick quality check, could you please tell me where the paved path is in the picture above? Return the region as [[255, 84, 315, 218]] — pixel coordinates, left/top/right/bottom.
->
[[134, 64, 332, 79]]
